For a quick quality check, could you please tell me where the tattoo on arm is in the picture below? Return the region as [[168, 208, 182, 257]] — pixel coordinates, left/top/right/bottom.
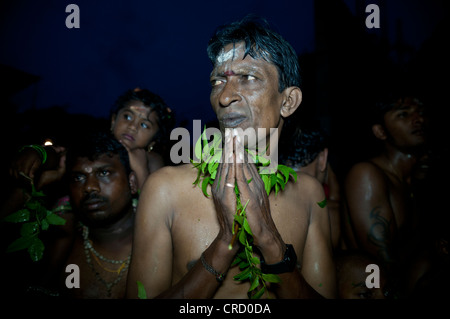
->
[[367, 206, 395, 264]]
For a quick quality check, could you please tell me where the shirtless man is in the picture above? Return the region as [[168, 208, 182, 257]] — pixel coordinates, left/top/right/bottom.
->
[[126, 17, 336, 299], [280, 125, 342, 252], [342, 94, 427, 295], [30, 131, 138, 298]]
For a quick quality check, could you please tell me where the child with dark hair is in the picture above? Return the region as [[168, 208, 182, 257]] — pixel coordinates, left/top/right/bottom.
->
[[6, 87, 175, 195], [110, 87, 175, 188]]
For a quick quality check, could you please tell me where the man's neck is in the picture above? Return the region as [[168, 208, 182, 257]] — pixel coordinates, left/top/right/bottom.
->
[[86, 208, 135, 246], [381, 148, 417, 184]]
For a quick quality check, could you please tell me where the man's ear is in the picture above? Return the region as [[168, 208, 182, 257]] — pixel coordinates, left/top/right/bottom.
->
[[372, 124, 387, 140], [129, 172, 138, 195], [280, 87, 302, 118], [317, 148, 329, 173]]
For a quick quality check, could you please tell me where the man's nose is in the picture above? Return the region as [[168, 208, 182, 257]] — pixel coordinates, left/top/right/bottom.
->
[[218, 79, 241, 107], [84, 175, 100, 193], [412, 110, 425, 125]]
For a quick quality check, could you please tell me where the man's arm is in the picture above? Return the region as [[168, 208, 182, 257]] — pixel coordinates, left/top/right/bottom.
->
[[125, 167, 174, 298], [286, 176, 337, 299], [125, 166, 238, 299], [344, 162, 398, 265]]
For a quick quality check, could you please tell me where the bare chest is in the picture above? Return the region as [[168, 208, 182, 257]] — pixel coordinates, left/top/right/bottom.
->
[[170, 186, 309, 297], [59, 237, 130, 299], [388, 179, 414, 228]]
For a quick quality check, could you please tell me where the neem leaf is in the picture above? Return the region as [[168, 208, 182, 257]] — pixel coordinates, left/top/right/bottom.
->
[[243, 218, 253, 236], [41, 218, 49, 231], [249, 276, 260, 292], [6, 236, 34, 253], [234, 214, 244, 226], [137, 281, 147, 299], [210, 167, 218, 179], [20, 222, 39, 237], [250, 256, 260, 265], [317, 198, 327, 208], [239, 260, 250, 269], [201, 127, 208, 149], [251, 287, 265, 299], [270, 174, 277, 188], [28, 237, 45, 262], [262, 273, 282, 283], [290, 167, 298, 182], [201, 176, 211, 197], [3, 209, 30, 223], [261, 174, 271, 196], [46, 212, 66, 225], [25, 201, 40, 211], [238, 228, 247, 246], [231, 256, 242, 267], [277, 165, 291, 184], [234, 266, 252, 281]]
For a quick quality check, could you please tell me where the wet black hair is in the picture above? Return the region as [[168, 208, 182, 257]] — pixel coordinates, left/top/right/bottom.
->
[[279, 126, 329, 168], [110, 88, 175, 148], [368, 86, 425, 127], [207, 15, 301, 92], [66, 131, 132, 176]]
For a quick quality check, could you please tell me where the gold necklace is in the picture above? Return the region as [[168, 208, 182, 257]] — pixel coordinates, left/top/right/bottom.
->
[[81, 224, 131, 297]]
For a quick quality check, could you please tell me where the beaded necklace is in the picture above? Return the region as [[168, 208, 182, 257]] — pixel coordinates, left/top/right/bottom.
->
[[81, 224, 131, 297]]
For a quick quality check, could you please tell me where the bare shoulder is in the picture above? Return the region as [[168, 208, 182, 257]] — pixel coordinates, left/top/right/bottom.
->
[[136, 164, 201, 223], [292, 171, 326, 202], [345, 160, 386, 185], [142, 164, 197, 190]]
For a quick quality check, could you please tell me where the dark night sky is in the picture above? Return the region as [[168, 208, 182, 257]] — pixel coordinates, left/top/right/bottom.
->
[[1, 0, 446, 130], [1, 0, 318, 127]]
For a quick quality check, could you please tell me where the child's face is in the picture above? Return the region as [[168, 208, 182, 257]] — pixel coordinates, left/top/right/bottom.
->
[[111, 100, 160, 150]]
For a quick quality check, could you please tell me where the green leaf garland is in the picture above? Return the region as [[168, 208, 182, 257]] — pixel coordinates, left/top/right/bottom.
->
[[192, 129, 297, 298]]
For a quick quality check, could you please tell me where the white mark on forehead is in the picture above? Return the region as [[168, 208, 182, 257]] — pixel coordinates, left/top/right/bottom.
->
[[129, 105, 150, 120], [217, 49, 235, 64], [84, 167, 93, 173], [216, 43, 245, 64]]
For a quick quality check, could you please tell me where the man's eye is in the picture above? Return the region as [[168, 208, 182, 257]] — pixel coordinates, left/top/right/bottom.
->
[[398, 111, 408, 118], [99, 170, 110, 177], [73, 174, 85, 182], [211, 79, 224, 86], [140, 122, 149, 129], [245, 75, 256, 81], [124, 114, 132, 121]]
